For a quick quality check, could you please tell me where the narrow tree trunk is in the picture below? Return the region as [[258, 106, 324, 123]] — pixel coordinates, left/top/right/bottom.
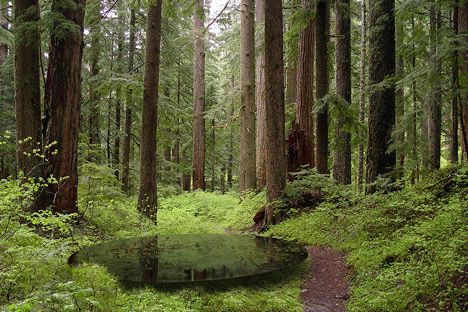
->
[[88, 0, 101, 147], [315, 0, 329, 174], [366, 0, 396, 192], [459, 0, 468, 161], [450, 2, 459, 164], [0, 4, 8, 62], [395, 19, 405, 169], [264, 0, 285, 225], [357, 0, 367, 191], [411, 17, 419, 184], [220, 164, 226, 194], [426, 5, 442, 171], [114, 28, 123, 177], [14, 0, 42, 178], [106, 90, 112, 161], [293, 0, 314, 170], [255, 0, 267, 189], [240, 0, 256, 191], [210, 118, 216, 191], [39, 0, 85, 213], [227, 76, 234, 189], [333, 0, 352, 184], [192, 0, 206, 190], [122, 9, 136, 194], [138, 0, 162, 222], [285, 0, 299, 108]]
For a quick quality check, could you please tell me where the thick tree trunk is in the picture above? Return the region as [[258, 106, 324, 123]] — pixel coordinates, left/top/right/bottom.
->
[[333, 0, 352, 184], [138, 0, 162, 222], [39, 0, 85, 213], [264, 0, 285, 225], [293, 0, 314, 170], [357, 0, 367, 191], [122, 9, 136, 194], [427, 5, 441, 171], [255, 0, 267, 189], [14, 0, 42, 178], [192, 0, 206, 190], [459, 0, 468, 161], [240, 0, 256, 191], [314, 0, 329, 174], [450, 2, 459, 164], [366, 0, 396, 192], [88, 0, 101, 147]]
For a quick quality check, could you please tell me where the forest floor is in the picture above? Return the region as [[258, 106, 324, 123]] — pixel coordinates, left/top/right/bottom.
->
[[301, 247, 349, 312], [1, 166, 467, 311]]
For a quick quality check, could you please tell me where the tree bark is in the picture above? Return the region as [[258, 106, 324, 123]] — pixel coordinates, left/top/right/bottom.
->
[[264, 0, 285, 225], [88, 0, 101, 147], [357, 0, 367, 191], [14, 0, 42, 178], [0, 3, 8, 62], [293, 0, 314, 170], [459, 0, 468, 161], [395, 17, 405, 169], [192, 0, 206, 190], [122, 8, 136, 194], [333, 0, 352, 184], [113, 7, 124, 178], [285, 0, 299, 108], [314, 0, 329, 174], [255, 0, 267, 189], [39, 0, 85, 213], [138, 0, 162, 222], [240, 0, 256, 191], [450, 2, 459, 164], [411, 17, 419, 184], [426, 5, 441, 171], [366, 0, 396, 192]]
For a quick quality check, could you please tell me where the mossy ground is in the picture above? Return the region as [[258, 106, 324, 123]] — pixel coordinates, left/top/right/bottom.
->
[[1, 166, 467, 311]]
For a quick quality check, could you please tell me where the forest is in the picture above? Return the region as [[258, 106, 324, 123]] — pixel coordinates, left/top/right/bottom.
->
[[0, 0, 467, 311]]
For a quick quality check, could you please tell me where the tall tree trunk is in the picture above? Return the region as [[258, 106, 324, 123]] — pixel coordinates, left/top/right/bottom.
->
[[122, 9, 136, 194], [411, 17, 419, 184], [294, 0, 314, 170], [366, 0, 396, 192], [210, 118, 216, 191], [427, 5, 441, 171], [14, 0, 42, 178], [106, 90, 112, 161], [357, 0, 367, 191], [39, 0, 85, 213], [113, 10, 124, 178], [220, 164, 226, 194], [264, 0, 285, 225], [395, 18, 405, 170], [255, 0, 267, 189], [88, 0, 101, 147], [285, 0, 299, 108], [227, 75, 234, 189], [314, 0, 329, 174], [333, 0, 352, 184], [192, 0, 206, 190], [0, 3, 7, 62], [138, 0, 162, 222], [450, 2, 459, 164], [240, 0, 256, 191], [459, 0, 468, 161]]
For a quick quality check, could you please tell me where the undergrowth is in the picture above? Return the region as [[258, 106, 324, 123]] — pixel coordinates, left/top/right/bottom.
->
[[1, 165, 467, 311]]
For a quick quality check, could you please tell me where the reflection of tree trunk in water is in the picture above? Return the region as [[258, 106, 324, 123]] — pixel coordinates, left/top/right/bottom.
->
[[139, 237, 158, 283]]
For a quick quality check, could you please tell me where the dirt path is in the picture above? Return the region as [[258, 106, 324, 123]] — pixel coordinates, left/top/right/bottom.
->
[[301, 247, 350, 312]]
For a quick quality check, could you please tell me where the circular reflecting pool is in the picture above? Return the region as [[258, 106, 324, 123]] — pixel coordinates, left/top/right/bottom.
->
[[68, 234, 308, 285]]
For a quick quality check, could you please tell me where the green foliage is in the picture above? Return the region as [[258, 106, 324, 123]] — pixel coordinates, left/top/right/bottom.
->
[[267, 167, 468, 311]]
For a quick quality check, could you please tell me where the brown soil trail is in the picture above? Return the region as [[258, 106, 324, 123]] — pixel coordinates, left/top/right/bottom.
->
[[301, 247, 350, 312]]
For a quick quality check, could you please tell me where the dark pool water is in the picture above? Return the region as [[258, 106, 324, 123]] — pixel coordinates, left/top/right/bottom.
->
[[68, 234, 308, 286]]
